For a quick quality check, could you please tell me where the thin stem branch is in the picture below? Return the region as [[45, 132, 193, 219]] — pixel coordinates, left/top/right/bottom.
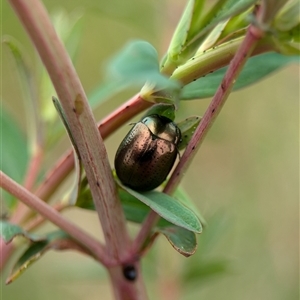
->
[[0, 144, 44, 270], [25, 202, 68, 231], [132, 22, 265, 255], [0, 171, 109, 265]]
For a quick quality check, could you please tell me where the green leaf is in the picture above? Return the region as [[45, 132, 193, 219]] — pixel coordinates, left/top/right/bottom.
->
[[159, 226, 197, 257], [162, 0, 257, 71], [75, 178, 94, 210], [3, 37, 41, 153], [118, 189, 198, 256], [118, 189, 169, 226], [196, 19, 230, 53], [0, 108, 28, 209], [272, 34, 300, 55], [181, 52, 299, 100], [174, 186, 207, 227], [141, 104, 176, 121], [76, 187, 199, 256], [274, 0, 300, 32], [89, 40, 180, 107], [109, 40, 178, 87], [0, 221, 44, 244], [119, 186, 202, 233], [6, 230, 89, 284], [163, 0, 206, 70], [177, 116, 201, 150]]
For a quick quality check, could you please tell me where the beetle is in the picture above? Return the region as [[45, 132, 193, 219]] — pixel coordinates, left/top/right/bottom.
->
[[114, 114, 181, 192]]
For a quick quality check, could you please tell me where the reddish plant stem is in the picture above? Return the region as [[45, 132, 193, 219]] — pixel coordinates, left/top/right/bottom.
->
[[130, 211, 160, 256], [132, 23, 265, 255], [25, 202, 68, 231], [0, 143, 44, 270], [23, 146, 43, 191], [0, 171, 109, 265], [10, 145, 43, 225]]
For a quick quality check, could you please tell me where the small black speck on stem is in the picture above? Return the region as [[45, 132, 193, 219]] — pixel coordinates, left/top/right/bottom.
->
[[123, 265, 137, 281]]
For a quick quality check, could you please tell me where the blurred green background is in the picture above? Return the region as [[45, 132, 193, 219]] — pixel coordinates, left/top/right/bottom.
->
[[1, 0, 299, 299]]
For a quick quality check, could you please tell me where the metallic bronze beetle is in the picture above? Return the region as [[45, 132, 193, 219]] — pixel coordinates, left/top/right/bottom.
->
[[114, 114, 181, 191]]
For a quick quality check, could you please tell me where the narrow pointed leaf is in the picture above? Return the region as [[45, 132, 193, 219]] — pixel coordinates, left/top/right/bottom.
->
[[3, 37, 42, 152], [0, 221, 44, 244], [164, 0, 206, 69], [6, 230, 90, 284], [52, 96, 85, 207], [196, 19, 230, 53]]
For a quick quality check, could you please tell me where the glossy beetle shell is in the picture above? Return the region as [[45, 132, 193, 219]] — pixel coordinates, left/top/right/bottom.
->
[[114, 114, 181, 192]]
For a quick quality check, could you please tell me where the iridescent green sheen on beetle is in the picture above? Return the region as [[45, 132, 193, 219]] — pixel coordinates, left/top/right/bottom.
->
[[114, 114, 181, 192]]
